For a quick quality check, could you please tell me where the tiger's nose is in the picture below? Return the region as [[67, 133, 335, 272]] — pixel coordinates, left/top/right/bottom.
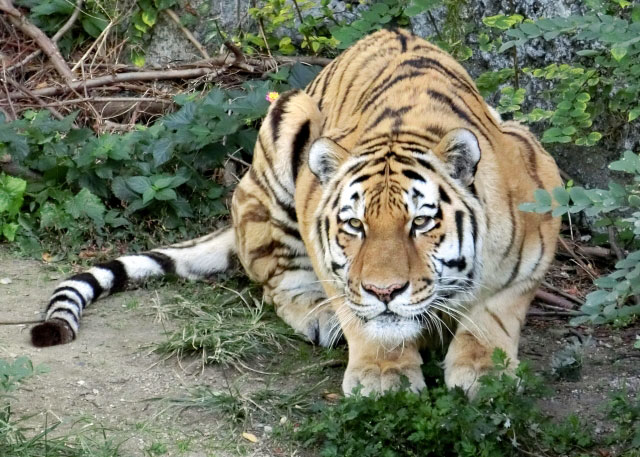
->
[[362, 282, 409, 304]]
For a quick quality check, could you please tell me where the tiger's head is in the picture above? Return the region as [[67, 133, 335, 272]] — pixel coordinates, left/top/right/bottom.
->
[[308, 129, 485, 346]]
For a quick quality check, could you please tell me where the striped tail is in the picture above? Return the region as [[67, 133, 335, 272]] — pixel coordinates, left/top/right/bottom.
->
[[31, 228, 236, 347]]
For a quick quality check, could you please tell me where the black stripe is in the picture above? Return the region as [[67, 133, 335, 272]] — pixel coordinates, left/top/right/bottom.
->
[[416, 158, 434, 171], [270, 90, 299, 145], [361, 71, 424, 113], [367, 106, 412, 130], [145, 252, 176, 274], [258, 135, 294, 199], [318, 61, 339, 112], [351, 173, 373, 185], [427, 89, 474, 127], [46, 293, 81, 313], [53, 286, 86, 308], [455, 210, 464, 252], [439, 186, 451, 204], [96, 260, 129, 293], [402, 56, 477, 97], [502, 192, 516, 259], [250, 167, 297, 223], [402, 169, 425, 182], [398, 31, 408, 52], [70, 272, 104, 300], [292, 120, 310, 183], [50, 308, 79, 328], [504, 237, 524, 287]]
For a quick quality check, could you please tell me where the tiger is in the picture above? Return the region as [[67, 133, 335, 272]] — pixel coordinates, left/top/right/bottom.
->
[[31, 28, 561, 397]]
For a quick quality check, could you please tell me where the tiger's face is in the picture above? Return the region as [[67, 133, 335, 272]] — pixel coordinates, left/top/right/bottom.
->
[[309, 129, 484, 345]]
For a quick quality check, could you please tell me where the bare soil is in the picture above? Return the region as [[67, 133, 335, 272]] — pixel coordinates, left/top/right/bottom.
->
[[0, 246, 638, 456]]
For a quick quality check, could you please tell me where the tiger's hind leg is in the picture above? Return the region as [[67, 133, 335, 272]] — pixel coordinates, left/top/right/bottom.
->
[[232, 175, 337, 347]]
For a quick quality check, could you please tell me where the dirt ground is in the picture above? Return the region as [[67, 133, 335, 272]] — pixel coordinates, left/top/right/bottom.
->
[[0, 245, 638, 456]]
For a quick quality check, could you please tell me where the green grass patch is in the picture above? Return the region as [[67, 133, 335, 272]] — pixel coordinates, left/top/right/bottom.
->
[[154, 279, 302, 365]]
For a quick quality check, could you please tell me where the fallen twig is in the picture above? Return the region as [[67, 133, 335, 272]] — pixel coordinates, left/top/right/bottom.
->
[[535, 289, 580, 310], [0, 0, 74, 82], [290, 359, 345, 375], [165, 8, 210, 60], [557, 237, 598, 279], [7, 0, 83, 73], [541, 281, 584, 305], [1, 67, 16, 119], [3, 74, 65, 120], [0, 153, 42, 181], [528, 309, 578, 318], [5, 66, 232, 99]]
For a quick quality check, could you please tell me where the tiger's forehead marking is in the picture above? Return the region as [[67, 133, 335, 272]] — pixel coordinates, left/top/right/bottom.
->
[[335, 153, 441, 220]]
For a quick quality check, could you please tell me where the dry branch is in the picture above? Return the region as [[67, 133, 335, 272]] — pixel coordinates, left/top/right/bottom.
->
[[165, 8, 210, 59], [7, 0, 83, 73], [5, 66, 232, 99], [0, 0, 74, 82], [534, 289, 579, 310], [0, 153, 42, 181]]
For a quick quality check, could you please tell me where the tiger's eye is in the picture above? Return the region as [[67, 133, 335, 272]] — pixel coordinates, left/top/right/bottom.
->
[[413, 216, 429, 228], [348, 218, 363, 229]]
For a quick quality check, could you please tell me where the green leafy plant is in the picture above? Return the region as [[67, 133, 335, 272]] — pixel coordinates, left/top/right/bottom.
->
[[294, 350, 595, 456], [0, 174, 27, 242], [521, 150, 640, 326], [244, 0, 339, 56], [0, 81, 274, 254], [478, 1, 640, 146]]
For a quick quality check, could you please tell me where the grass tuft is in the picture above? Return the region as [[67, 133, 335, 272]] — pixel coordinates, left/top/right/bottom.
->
[[154, 279, 301, 365]]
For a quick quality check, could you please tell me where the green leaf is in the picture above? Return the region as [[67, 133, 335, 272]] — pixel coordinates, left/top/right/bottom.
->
[[569, 187, 591, 205], [126, 176, 152, 194], [552, 186, 570, 205], [611, 44, 628, 61], [154, 188, 177, 201], [534, 189, 552, 206], [151, 137, 173, 167], [64, 189, 106, 227], [131, 50, 146, 67], [629, 107, 640, 122], [141, 8, 158, 27], [152, 176, 174, 189], [142, 187, 156, 204], [2, 222, 19, 241]]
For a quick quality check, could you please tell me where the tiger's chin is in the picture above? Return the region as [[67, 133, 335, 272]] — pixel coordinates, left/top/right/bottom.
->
[[361, 314, 424, 347]]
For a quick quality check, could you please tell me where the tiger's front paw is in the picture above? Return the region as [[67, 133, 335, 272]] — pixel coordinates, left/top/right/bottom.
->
[[444, 359, 518, 398], [277, 305, 338, 347], [342, 362, 425, 396]]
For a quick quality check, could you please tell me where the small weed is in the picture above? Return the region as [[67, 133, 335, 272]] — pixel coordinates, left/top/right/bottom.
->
[[146, 441, 168, 456], [550, 335, 593, 381], [124, 298, 139, 310]]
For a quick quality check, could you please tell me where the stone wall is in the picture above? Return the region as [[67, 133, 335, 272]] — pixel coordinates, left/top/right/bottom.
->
[[145, 0, 634, 188]]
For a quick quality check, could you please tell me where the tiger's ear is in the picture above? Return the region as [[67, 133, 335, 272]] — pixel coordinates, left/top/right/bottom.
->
[[435, 128, 481, 187], [308, 137, 350, 184], [264, 89, 324, 186]]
